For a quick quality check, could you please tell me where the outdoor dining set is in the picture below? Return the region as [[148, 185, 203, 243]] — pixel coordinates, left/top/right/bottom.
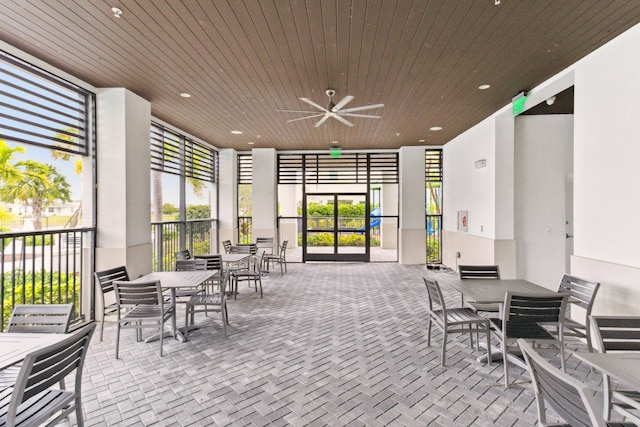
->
[[423, 265, 640, 426], [0, 238, 288, 426]]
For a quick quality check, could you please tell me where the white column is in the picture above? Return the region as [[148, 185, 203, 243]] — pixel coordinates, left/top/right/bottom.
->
[[95, 88, 152, 279], [399, 146, 426, 264], [218, 149, 238, 248], [380, 184, 398, 249], [279, 183, 299, 248], [251, 148, 277, 240]]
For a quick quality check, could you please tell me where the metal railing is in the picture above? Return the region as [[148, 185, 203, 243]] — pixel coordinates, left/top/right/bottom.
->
[[151, 219, 217, 271], [426, 215, 442, 264], [238, 216, 252, 244], [0, 227, 95, 332]]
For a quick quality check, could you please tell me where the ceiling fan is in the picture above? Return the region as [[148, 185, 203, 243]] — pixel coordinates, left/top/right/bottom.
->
[[277, 89, 384, 127]]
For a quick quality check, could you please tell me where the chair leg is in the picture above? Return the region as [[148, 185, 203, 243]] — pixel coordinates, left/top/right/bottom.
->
[[222, 308, 227, 336], [75, 395, 85, 427], [258, 275, 263, 298], [427, 319, 432, 346], [603, 375, 613, 420], [159, 322, 164, 357], [484, 322, 491, 366], [503, 338, 510, 388], [115, 323, 121, 359], [184, 305, 190, 341], [441, 329, 447, 367], [100, 317, 105, 342]]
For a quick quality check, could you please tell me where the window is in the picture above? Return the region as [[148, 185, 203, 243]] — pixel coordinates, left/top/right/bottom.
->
[[0, 51, 93, 155], [426, 149, 443, 264], [237, 154, 252, 243]]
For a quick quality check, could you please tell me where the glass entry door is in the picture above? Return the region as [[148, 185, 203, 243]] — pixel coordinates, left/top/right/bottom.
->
[[303, 193, 370, 262]]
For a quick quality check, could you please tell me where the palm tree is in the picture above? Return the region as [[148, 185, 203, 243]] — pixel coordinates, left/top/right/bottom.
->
[[0, 139, 25, 223], [0, 161, 71, 229]]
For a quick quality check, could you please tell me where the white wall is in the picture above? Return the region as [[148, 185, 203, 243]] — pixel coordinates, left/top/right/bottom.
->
[[442, 117, 502, 270], [252, 148, 277, 239], [442, 21, 640, 314], [515, 115, 573, 289], [95, 88, 152, 278], [570, 22, 640, 314], [398, 146, 426, 264]]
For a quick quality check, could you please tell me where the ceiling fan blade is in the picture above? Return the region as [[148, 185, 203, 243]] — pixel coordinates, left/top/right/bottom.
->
[[331, 95, 354, 112], [314, 114, 331, 127], [339, 103, 384, 113], [340, 113, 382, 119], [285, 113, 326, 123], [299, 97, 329, 112], [277, 109, 324, 113], [333, 115, 354, 127]]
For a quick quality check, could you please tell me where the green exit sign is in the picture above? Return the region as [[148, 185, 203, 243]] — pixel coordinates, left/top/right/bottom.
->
[[330, 148, 342, 158], [512, 90, 528, 116]]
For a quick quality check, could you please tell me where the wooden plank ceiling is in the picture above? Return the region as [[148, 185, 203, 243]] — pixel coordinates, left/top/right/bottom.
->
[[1, 1, 639, 151]]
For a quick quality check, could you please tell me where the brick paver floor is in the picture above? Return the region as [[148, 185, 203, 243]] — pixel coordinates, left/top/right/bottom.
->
[[80, 263, 608, 426]]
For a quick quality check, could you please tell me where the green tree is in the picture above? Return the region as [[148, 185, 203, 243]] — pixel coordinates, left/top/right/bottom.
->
[[0, 161, 72, 229], [0, 139, 24, 223], [152, 138, 208, 221], [52, 127, 82, 174], [185, 204, 211, 220], [162, 203, 179, 215]]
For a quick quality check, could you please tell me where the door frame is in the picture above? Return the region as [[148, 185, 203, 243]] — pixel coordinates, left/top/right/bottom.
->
[[303, 192, 370, 262]]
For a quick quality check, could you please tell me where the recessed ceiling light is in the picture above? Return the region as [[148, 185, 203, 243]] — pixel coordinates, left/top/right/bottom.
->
[[180, 93, 191, 98], [332, 140, 339, 144], [419, 139, 426, 142], [478, 84, 491, 90], [231, 130, 243, 135], [430, 126, 442, 131], [247, 141, 254, 145], [111, 7, 122, 18]]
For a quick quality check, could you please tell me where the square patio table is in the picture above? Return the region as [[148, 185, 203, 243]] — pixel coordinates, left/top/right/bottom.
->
[[134, 270, 214, 342], [446, 278, 562, 365], [0, 333, 67, 370], [446, 278, 558, 306], [574, 352, 640, 390]]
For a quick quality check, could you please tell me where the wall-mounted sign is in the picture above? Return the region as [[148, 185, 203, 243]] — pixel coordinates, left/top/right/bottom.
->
[[457, 210, 468, 232]]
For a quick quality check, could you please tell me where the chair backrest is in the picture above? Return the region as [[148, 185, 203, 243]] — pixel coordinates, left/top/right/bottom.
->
[[113, 280, 164, 308], [423, 277, 447, 316], [8, 323, 96, 423], [256, 237, 274, 244], [518, 338, 606, 427], [590, 316, 640, 352], [175, 259, 208, 271], [279, 240, 288, 258], [230, 244, 255, 254], [195, 254, 223, 273], [7, 304, 74, 333], [222, 240, 232, 253], [459, 265, 500, 280], [503, 292, 568, 333], [557, 274, 600, 312], [174, 249, 191, 261], [94, 265, 130, 296]]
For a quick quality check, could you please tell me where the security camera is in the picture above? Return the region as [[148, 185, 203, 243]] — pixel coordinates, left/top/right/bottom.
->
[[326, 89, 336, 98]]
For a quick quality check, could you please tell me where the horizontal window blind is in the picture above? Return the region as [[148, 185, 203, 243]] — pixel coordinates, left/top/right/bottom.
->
[[0, 51, 92, 156], [151, 122, 216, 182], [186, 138, 216, 182], [237, 154, 252, 184], [278, 152, 398, 184], [425, 149, 443, 182]]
